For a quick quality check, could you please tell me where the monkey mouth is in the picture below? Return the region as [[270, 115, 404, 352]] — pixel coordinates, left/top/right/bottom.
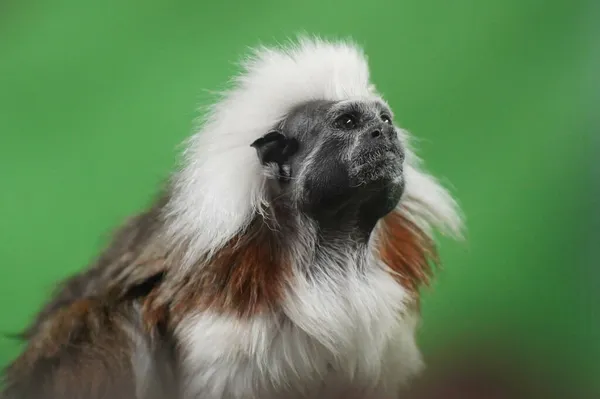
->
[[350, 149, 404, 184]]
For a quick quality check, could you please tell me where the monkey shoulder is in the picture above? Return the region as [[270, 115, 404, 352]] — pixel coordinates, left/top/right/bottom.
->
[[2, 198, 177, 398], [22, 199, 169, 338], [2, 291, 177, 399]]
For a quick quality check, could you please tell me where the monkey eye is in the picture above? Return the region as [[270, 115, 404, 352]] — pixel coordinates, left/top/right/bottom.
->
[[381, 113, 393, 125], [335, 113, 358, 130]]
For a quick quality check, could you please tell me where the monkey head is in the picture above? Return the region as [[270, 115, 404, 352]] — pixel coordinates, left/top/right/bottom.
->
[[251, 99, 405, 233]]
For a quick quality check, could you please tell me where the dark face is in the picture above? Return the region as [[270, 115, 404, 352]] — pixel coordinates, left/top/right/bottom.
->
[[251, 99, 405, 233]]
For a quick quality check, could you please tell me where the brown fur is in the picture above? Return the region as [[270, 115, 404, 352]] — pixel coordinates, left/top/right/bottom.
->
[[378, 210, 438, 298], [2, 200, 174, 399], [21, 198, 168, 339], [134, 208, 291, 329], [162, 215, 290, 321], [4, 299, 150, 399]]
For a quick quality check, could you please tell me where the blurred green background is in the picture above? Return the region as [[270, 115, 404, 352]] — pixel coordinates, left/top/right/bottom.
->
[[1, 0, 598, 396]]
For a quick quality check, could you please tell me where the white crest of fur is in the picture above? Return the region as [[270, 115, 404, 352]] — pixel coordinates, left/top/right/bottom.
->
[[165, 36, 462, 266]]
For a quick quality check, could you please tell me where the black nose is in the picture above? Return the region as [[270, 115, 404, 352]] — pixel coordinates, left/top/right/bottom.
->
[[370, 129, 382, 138], [360, 125, 402, 155]]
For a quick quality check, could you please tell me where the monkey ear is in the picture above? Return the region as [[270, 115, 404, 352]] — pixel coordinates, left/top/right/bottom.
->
[[250, 131, 298, 166]]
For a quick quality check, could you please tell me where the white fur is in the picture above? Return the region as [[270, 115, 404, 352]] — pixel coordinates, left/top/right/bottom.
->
[[165, 37, 383, 265], [178, 252, 423, 399], [166, 37, 462, 398]]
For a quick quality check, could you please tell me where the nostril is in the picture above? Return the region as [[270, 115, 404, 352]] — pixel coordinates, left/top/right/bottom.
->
[[370, 130, 381, 138]]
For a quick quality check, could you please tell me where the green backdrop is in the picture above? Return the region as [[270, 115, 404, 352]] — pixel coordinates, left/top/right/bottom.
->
[[1, 0, 598, 395]]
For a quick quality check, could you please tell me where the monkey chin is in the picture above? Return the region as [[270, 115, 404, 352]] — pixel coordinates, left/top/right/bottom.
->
[[348, 154, 406, 227], [349, 146, 405, 186]]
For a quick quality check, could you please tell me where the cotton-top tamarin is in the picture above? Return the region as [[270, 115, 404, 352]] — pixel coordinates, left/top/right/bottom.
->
[[1, 37, 462, 399]]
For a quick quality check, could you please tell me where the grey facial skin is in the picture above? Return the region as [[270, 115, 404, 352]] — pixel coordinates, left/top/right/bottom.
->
[[251, 99, 405, 236]]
